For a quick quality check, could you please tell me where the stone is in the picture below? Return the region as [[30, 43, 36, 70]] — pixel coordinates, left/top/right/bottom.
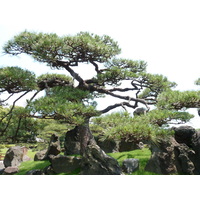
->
[[173, 126, 196, 147], [173, 126, 200, 174], [145, 137, 177, 175], [95, 136, 119, 153], [3, 146, 31, 168], [3, 166, 19, 175], [64, 127, 81, 155], [0, 161, 5, 170], [49, 155, 81, 174], [119, 139, 141, 152], [26, 169, 44, 175], [34, 149, 47, 161], [81, 144, 122, 175], [190, 130, 200, 174], [3, 146, 24, 167], [122, 158, 139, 174], [174, 143, 195, 175], [43, 165, 55, 175], [43, 134, 61, 160], [145, 136, 196, 175], [133, 107, 147, 116], [23, 155, 31, 162], [0, 169, 4, 175]]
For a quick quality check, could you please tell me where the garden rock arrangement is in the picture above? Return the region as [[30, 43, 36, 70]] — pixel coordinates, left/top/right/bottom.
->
[[145, 126, 200, 175], [64, 130, 144, 154], [3, 125, 200, 175]]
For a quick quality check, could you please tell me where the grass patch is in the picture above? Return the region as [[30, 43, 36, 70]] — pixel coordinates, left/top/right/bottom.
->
[[27, 150, 36, 160], [108, 148, 158, 175], [16, 160, 50, 175]]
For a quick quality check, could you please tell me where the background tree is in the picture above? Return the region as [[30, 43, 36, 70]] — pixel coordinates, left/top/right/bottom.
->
[[3, 31, 199, 154], [0, 106, 39, 143]]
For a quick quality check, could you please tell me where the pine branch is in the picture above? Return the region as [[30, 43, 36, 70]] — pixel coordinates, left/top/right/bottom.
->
[[99, 102, 137, 114]]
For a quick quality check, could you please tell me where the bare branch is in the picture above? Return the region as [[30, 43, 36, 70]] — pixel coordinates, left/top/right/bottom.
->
[[0, 93, 14, 103], [99, 102, 137, 114], [0, 91, 30, 125], [89, 85, 148, 107], [108, 87, 138, 92]]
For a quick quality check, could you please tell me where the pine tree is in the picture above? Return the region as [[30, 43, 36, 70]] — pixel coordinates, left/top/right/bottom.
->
[[2, 31, 200, 154]]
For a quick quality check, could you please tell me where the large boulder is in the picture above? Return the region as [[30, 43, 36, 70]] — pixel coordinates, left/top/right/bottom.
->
[[64, 127, 81, 155], [174, 143, 195, 175], [49, 155, 81, 174], [122, 158, 139, 174], [174, 126, 200, 174], [145, 136, 196, 175], [4, 146, 24, 167], [81, 144, 122, 175], [43, 134, 61, 160]]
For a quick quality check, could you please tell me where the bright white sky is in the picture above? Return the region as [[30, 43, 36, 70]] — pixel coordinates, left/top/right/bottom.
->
[[0, 0, 200, 127]]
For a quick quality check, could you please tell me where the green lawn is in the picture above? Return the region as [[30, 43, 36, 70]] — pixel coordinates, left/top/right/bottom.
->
[[15, 160, 51, 175], [108, 148, 158, 175]]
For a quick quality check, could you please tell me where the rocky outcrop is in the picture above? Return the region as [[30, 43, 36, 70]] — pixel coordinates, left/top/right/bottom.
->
[[80, 144, 122, 175], [145, 137, 177, 175], [145, 126, 200, 175], [190, 129, 200, 174]]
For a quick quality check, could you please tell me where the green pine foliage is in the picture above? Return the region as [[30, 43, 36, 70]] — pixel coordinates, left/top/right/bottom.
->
[[157, 90, 200, 109], [3, 31, 121, 67], [91, 110, 194, 143], [0, 66, 37, 93]]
